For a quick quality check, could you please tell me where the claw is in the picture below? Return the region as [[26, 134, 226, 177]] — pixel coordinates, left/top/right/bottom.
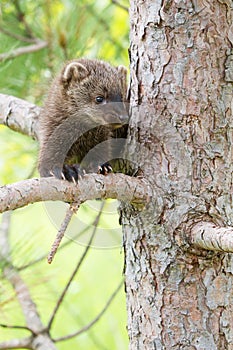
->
[[97, 163, 113, 175]]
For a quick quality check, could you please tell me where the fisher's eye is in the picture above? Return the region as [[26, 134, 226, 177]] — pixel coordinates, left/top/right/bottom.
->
[[95, 95, 105, 104]]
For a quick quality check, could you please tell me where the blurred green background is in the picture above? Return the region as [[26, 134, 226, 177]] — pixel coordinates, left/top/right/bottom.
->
[[0, 0, 129, 349]]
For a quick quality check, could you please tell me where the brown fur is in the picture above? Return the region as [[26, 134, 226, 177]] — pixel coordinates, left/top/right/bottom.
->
[[38, 58, 128, 179]]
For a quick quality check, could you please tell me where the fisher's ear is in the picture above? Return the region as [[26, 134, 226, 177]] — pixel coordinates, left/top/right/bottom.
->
[[118, 65, 129, 102], [117, 65, 128, 84], [61, 61, 89, 86]]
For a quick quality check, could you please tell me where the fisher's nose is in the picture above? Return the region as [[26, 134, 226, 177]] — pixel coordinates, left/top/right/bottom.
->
[[113, 101, 129, 124]]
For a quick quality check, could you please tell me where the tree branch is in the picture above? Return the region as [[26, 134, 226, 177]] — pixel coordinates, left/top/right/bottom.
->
[[0, 337, 32, 350], [47, 204, 103, 330], [18, 209, 108, 271], [0, 27, 41, 43], [191, 221, 233, 253], [0, 212, 11, 261], [0, 175, 150, 213], [3, 266, 44, 333], [0, 212, 57, 350], [0, 93, 40, 140], [47, 202, 81, 264], [0, 40, 48, 63], [13, 0, 35, 39]]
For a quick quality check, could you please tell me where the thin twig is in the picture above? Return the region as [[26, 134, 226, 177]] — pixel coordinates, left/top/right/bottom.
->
[[19, 211, 98, 271], [0, 323, 32, 333], [54, 279, 124, 342], [13, 0, 34, 39], [47, 202, 80, 264], [0, 40, 48, 62], [111, 0, 128, 12], [47, 202, 105, 331], [19, 218, 91, 270], [0, 27, 38, 43]]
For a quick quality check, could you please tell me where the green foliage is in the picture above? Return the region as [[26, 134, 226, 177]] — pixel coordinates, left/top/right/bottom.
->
[[0, 0, 129, 103], [1, 202, 127, 350], [0, 0, 129, 349], [0, 125, 37, 184]]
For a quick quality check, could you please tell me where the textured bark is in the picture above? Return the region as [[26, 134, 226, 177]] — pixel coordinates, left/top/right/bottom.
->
[[0, 174, 150, 213], [192, 222, 233, 252], [0, 93, 40, 140], [124, 1, 233, 349]]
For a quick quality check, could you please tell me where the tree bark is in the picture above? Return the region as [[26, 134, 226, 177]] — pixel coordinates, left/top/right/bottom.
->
[[0, 175, 149, 213], [124, 1, 233, 349], [0, 93, 40, 139]]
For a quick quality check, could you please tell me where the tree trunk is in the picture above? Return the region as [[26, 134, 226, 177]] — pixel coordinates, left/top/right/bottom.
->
[[124, 1, 233, 349]]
